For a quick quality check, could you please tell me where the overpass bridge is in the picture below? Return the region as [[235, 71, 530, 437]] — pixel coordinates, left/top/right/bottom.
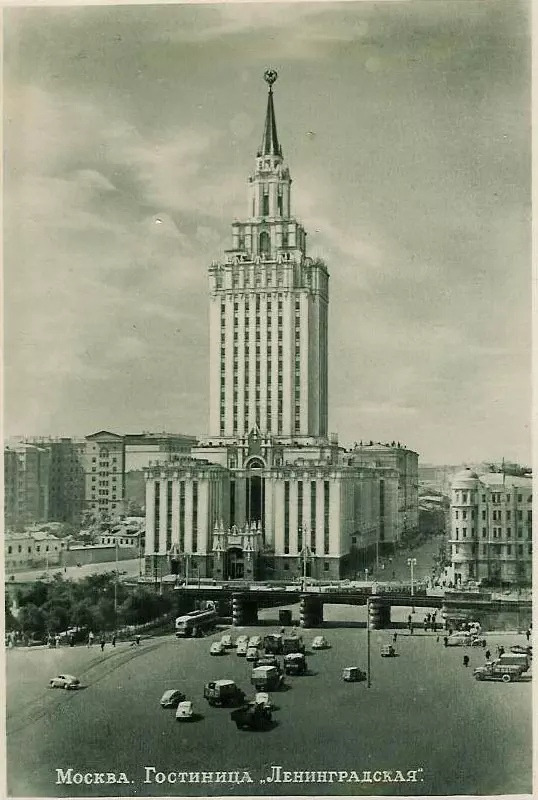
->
[[168, 585, 531, 630]]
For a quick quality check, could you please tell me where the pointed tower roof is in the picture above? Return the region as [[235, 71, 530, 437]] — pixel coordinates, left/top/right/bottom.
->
[[258, 69, 282, 158]]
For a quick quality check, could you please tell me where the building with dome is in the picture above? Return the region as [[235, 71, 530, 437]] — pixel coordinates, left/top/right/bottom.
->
[[449, 467, 532, 586], [144, 72, 418, 582]]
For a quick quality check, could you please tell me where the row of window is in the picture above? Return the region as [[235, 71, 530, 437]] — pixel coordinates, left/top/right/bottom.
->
[[454, 526, 531, 540], [453, 543, 532, 556], [455, 508, 531, 522], [455, 491, 531, 504]]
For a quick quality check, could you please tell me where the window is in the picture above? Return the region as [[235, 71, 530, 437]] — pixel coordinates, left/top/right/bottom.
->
[[455, 528, 459, 540], [482, 528, 486, 538], [517, 494, 522, 503], [324, 562, 329, 571], [507, 528, 511, 538], [481, 510, 486, 520], [284, 481, 290, 554], [506, 494, 510, 503], [506, 545, 512, 555], [455, 510, 459, 520]]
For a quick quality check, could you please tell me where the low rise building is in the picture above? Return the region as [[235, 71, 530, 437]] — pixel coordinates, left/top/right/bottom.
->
[[4, 530, 66, 571], [449, 468, 532, 586]]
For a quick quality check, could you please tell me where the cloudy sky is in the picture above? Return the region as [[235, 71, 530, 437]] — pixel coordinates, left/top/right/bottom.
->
[[4, 1, 531, 464]]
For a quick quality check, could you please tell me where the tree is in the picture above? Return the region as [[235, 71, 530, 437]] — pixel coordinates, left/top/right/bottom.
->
[[18, 603, 46, 637]]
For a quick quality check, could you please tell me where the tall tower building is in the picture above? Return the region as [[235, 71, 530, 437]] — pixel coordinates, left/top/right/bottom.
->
[[144, 71, 413, 583], [209, 70, 329, 439]]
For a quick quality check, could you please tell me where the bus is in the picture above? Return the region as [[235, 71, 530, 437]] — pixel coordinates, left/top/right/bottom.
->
[[175, 608, 218, 638]]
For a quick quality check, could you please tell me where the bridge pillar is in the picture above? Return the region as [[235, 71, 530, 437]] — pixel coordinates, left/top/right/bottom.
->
[[299, 596, 324, 628], [368, 595, 391, 629], [231, 595, 258, 626]]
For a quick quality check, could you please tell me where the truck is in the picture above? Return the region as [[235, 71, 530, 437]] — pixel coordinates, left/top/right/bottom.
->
[[474, 662, 526, 683]]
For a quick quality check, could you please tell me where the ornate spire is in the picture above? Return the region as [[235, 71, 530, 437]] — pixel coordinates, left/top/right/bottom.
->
[[258, 69, 282, 158]]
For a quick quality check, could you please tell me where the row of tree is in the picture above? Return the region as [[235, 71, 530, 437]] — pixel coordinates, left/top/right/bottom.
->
[[9, 572, 172, 637]]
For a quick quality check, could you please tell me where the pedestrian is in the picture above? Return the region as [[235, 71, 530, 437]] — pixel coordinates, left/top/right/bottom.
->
[[112, 633, 117, 647], [485, 649, 491, 661], [409, 623, 414, 635], [423, 620, 428, 632], [54, 634, 60, 648], [448, 628, 453, 637], [443, 636, 449, 647], [407, 614, 412, 626], [498, 645, 505, 657], [436, 634, 440, 643], [136, 634, 141, 646], [69, 635, 75, 648], [463, 655, 470, 668], [100, 635, 105, 652], [88, 631, 94, 647], [392, 632, 397, 644], [526, 628, 531, 642], [392, 571, 396, 580]]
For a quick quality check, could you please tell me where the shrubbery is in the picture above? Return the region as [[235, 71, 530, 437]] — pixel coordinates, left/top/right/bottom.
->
[[10, 573, 172, 637]]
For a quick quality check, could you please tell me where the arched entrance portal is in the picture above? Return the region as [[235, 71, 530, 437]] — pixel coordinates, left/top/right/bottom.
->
[[226, 547, 244, 580], [245, 457, 264, 530]]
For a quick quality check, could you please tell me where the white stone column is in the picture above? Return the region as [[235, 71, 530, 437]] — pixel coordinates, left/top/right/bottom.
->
[[184, 480, 193, 554], [289, 479, 299, 555], [264, 477, 273, 547], [224, 298, 234, 435], [171, 479, 179, 547], [316, 478, 325, 556], [282, 292, 292, 436], [329, 478, 340, 557], [273, 480, 284, 554], [159, 478, 167, 555], [198, 479, 208, 555], [145, 478, 155, 556]]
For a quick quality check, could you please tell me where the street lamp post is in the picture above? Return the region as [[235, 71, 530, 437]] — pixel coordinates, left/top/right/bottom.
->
[[299, 529, 311, 592], [366, 596, 371, 688], [408, 557, 417, 613], [407, 557, 417, 596]]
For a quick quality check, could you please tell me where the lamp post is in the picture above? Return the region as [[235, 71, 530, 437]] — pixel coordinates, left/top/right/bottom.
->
[[366, 596, 371, 688], [299, 531, 312, 592], [408, 557, 417, 613]]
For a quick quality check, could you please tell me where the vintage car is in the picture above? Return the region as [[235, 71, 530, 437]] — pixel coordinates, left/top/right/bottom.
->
[[342, 666, 367, 683], [49, 674, 80, 690], [251, 665, 284, 691], [447, 632, 486, 647], [381, 645, 397, 658], [284, 652, 308, 675], [160, 689, 186, 708], [230, 702, 272, 730], [245, 646, 260, 662], [220, 634, 234, 649], [254, 654, 282, 672], [263, 634, 284, 654], [474, 663, 526, 683], [235, 635, 249, 648], [312, 635, 330, 650], [282, 634, 305, 655], [236, 640, 249, 657], [175, 700, 194, 720], [248, 635, 262, 648], [204, 679, 246, 707], [210, 641, 226, 656]]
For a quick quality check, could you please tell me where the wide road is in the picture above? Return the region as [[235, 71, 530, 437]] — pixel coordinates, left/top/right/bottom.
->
[[6, 604, 531, 798]]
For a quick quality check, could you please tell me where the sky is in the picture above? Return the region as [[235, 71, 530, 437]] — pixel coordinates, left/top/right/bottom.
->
[[3, 1, 531, 465]]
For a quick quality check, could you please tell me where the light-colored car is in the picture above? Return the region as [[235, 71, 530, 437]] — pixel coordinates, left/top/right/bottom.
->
[[210, 641, 226, 656], [220, 634, 234, 649], [248, 635, 262, 648], [312, 635, 330, 650], [160, 689, 186, 708], [175, 700, 194, 720], [236, 641, 249, 656], [235, 635, 249, 648], [49, 674, 80, 690], [246, 646, 259, 662]]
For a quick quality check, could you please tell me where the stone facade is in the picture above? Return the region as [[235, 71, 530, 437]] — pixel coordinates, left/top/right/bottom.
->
[[449, 468, 532, 586], [144, 73, 415, 581]]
